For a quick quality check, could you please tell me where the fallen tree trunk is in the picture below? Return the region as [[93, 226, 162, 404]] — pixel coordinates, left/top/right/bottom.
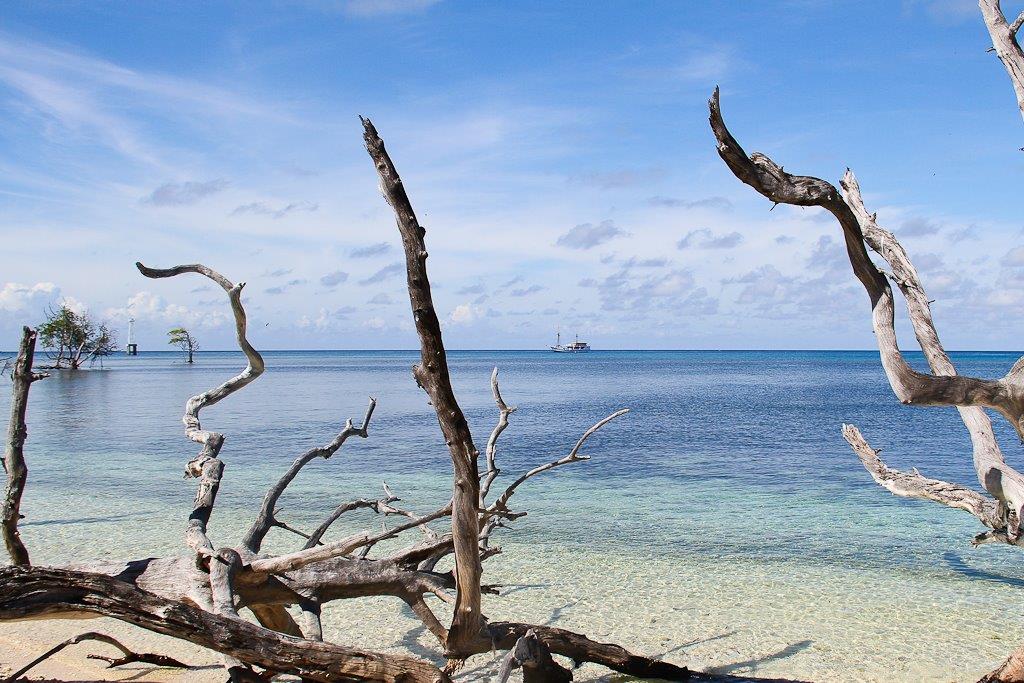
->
[[0, 565, 450, 683]]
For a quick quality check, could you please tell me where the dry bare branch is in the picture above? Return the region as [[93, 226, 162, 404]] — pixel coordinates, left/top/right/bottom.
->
[[488, 622, 690, 680], [489, 408, 630, 515], [708, 89, 1024, 539], [243, 397, 377, 553], [842, 424, 1005, 532], [480, 366, 517, 505], [840, 171, 1024, 541], [248, 502, 453, 576], [361, 116, 486, 656], [302, 483, 399, 550], [8, 630, 188, 680], [3, 327, 45, 567], [979, 0, 1024, 121], [0, 565, 450, 683], [137, 262, 266, 559]]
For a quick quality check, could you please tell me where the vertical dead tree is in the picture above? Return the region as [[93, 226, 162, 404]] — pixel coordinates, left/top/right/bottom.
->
[[708, 40, 1024, 676], [2, 327, 45, 567], [361, 117, 487, 660]]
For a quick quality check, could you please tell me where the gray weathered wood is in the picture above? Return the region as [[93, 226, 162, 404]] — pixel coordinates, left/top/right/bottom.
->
[[709, 89, 1024, 540], [0, 565, 449, 683], [137, 262, 266, 560], [2, 326, 45, 567], [361, 116, 486, 658], [979, 0, 1024, 122]]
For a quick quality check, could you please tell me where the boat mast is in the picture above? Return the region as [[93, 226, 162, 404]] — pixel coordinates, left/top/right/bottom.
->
[[556, 326, 561, 347]]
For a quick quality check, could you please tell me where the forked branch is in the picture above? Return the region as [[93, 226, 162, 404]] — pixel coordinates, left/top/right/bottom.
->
[[708, 89, 1024, 539], [8, 631, 188, 680], [243, 397, 377, 553], [480, 367, 517, 505], [489, 408, 629, 515]]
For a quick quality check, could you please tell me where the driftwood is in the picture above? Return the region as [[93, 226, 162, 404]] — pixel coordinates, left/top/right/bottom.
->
[[2, 327, 46, 567], [1, 124, 708, 682], [708, 2, 1024, 670], [362, 116, 487, 659], [6, 630, 188, 680], [980, 0, 1024, 123]]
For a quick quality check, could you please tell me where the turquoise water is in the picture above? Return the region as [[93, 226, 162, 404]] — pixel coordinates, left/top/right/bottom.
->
[[4, 349, 1024, 681]]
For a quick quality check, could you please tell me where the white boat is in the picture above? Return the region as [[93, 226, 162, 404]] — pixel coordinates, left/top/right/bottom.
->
[[550, 329, 590, 353]]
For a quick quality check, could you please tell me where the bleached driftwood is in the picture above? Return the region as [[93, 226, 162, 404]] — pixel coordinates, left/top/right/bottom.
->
[[709, 52, 1024, 679], [2, 124, 702, 681], [979, 0, 1024, 122], [2, 327, 45, 567]]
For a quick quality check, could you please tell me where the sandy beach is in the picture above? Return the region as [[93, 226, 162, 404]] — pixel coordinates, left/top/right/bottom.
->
[[0, 617, 223, 682]]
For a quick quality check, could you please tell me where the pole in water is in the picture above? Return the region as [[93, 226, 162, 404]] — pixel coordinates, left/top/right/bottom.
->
[[126, 318, 138, 356]]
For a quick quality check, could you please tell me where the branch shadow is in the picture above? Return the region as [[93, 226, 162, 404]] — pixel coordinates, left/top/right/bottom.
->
[[395, 603, 447, 664], [700, 639, 813, 678], [942, 551, 1024, 588], [22, 512, 150, 527], [494, 582, 551, 596]]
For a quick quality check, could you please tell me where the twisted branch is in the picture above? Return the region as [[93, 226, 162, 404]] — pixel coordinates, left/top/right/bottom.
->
[[137, 262, 265, 559], [480, 366, 517, 505], [709, 89, 1024, 539]]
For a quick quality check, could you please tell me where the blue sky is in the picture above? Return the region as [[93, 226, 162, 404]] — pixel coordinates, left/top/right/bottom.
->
[[1, 0, 1023, 350]]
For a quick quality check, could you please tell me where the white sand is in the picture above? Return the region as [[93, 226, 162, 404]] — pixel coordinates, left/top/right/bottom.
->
[[0, 617, 223, 681]]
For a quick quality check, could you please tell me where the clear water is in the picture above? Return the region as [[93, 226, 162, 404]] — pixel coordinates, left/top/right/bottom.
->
[[4, 349, 1024, 681]]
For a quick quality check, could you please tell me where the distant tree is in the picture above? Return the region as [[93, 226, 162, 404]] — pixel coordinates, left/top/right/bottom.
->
[[167, 327, 198, 363], [37, 305, 118, 370]]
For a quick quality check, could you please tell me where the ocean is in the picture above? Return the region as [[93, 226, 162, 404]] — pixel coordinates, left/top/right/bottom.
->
[[4, 349, 1023, 681]]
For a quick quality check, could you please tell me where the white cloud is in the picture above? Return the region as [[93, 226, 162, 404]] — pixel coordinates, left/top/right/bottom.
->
[[105, 291, 226, 329], [342, 0, 441, 17], [449, 303, 475, 324], [0, 281, 59, 312]]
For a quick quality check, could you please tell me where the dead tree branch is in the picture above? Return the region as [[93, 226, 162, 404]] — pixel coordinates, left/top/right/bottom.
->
[[243, 397, 376, 553], [302, 483, 399, 549], [497, 628, 572, 683], [0, 565, 449, 683], [480, 367, 517, 505], [489, 408, 630, 515], [248, 502, 453, 576], [979, 0, 1024, 122], [362, 116, 486, 656], [137, 262, 266, 561], [708, 89, 1024, 540], [488, 622, 690, 680], [842, 424, 1004, 532], [3, 326, 45, 567], [8, 630, 188, 680]]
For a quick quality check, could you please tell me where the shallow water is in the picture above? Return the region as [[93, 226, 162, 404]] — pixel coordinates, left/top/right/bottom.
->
[[5, 349, 1024, 681]]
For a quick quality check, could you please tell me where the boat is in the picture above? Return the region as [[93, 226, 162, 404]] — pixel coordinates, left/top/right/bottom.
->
[[550, 329, 591, 353]]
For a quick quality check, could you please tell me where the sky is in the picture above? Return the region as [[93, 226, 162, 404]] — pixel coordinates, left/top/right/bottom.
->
[[2, 0, 1024, 351]]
